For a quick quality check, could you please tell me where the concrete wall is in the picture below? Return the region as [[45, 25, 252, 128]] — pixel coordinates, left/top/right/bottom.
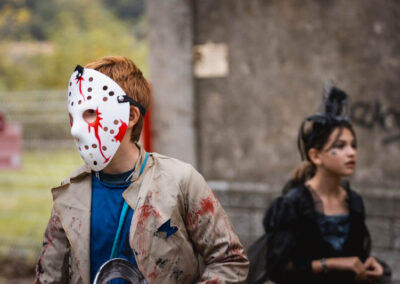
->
[[147, 0, 197, 166], [147, 0, 400, 281], [194, 0, 400, 187]]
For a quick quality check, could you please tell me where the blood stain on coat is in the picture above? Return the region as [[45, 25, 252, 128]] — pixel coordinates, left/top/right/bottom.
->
[[36, 235, 55, 279], [225, 235, 246, 260], [137, 205, 162, 225], [49, 216, 59, 234], [147, 264, 158, 280], [198, 196, 214, 216], [204, 278, 220, 284], [186, 195, 215, 227], [71, 217, 82, 230], [136, 204, 162, 256]]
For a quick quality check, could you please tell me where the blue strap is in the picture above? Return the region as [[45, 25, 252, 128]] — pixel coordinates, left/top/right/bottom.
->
[[110, 152, 150, 259]]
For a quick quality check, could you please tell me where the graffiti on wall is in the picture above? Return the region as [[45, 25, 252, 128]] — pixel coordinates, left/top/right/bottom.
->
[[350, 100, 400, 145]]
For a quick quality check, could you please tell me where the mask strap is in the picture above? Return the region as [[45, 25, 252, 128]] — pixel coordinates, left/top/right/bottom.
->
[[118, 96, 147, 116], [74, 65, 84, 79]]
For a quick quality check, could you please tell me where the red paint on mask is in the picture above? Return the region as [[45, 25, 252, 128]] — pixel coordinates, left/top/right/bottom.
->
[[75, 75, 86, 101], [114, 120, 127, 143], [87, 108, 110, 163]]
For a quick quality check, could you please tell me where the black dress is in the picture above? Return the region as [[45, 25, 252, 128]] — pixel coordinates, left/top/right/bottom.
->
[[263, 183, 371, 284]]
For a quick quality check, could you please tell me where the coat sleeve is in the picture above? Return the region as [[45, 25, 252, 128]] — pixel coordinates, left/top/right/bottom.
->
[[35, 207, 71, 284], [263, 195, 313, 282], [184, 166, 249, 283]]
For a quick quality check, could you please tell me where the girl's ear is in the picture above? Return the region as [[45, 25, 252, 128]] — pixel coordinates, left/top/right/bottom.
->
[[128, 105, 140, 129], [308, 148, 322, 166]]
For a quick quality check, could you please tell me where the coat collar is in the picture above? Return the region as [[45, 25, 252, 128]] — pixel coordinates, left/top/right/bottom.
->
[[51, 144, 151, 283]]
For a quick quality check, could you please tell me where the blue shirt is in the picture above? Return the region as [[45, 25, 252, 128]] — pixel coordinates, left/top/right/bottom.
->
[[316, 212, 350, 253], [90, 172, 137, 283]]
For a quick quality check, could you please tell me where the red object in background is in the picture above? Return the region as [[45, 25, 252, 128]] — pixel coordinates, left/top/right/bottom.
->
[[0, 113, 5, 131], [142, 104, 152, 152], [0, 114, 22, 170]]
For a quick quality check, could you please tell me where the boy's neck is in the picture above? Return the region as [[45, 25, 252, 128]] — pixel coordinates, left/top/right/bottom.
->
[[102, 139, 140, 174]]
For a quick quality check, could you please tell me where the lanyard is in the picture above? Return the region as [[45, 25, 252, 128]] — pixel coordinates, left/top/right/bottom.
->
[[109, 152, 150, 259]]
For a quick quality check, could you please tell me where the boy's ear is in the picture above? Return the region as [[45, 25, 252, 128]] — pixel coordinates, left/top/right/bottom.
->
[[128, 106, 140, 129], [308, 148, 322, 166]]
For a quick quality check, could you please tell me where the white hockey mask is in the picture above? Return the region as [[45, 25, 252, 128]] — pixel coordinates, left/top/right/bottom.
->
[[67, 65, 146, 171]]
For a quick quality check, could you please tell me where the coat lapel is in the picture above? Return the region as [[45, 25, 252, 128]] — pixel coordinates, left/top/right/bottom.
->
[[52, 167, 92, 284], [123, 153, 170, 277]]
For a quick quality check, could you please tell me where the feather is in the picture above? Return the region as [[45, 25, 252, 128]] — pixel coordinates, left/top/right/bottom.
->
[[323, 85, 348, 118]]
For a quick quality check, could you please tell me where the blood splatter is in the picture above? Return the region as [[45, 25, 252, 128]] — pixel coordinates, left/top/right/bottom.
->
[[137, 204, 162, 225], [186, 195, 215, 227], [136, 203, 162, 256], [49, 215, 59, 234], [197, 196, 214, 216], [114, 120, 128, 143], [147, 264, 158, 280], [36, 219, 57, 279], [204, 279, 220, 284], [71, 216, 82, 230], [86, 108, 110, 163]]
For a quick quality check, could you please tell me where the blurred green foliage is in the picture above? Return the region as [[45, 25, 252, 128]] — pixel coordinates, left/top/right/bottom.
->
[[0, 149, 82, 261], [0, 0, 147, 91]]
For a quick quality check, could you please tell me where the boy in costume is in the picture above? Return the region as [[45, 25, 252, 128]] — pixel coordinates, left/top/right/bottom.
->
[[35, 56, 249, 284]]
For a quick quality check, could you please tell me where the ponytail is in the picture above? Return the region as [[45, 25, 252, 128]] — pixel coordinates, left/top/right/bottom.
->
[[291, 161, 315, 184], [282, 161, 315, 194]]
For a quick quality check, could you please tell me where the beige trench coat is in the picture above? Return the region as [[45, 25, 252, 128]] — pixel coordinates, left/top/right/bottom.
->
[[35, 148, 249, 283]]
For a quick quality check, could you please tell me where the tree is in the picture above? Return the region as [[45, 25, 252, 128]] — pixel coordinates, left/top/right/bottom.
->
[[0, 0, 147, 90]]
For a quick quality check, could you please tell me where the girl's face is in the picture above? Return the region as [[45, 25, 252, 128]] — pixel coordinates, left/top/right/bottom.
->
[[316, 127, 357, 177]]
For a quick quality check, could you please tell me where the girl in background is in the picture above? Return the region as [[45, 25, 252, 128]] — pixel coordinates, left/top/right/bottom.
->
[[263, 87, 387, 284]]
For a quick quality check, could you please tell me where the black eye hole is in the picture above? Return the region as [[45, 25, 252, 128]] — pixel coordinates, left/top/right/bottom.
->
[[83, 109, 97, 124], [69, 113, 73, 127]]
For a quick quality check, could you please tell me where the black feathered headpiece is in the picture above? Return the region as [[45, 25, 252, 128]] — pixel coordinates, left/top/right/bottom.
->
[[298, 85, 351, 161]]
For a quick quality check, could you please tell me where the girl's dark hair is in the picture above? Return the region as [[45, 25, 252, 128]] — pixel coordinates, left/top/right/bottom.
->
[[283, 85, 355, 193]]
